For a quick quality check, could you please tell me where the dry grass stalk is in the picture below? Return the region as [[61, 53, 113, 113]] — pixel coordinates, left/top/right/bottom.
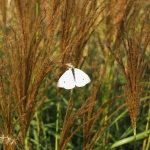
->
[[105, 0, 150, 134], [59, 93, 97, 150], [108, 24, 150, 133], [59, 0, 106, 66], [0, 0, 64, 149], [59, 1, 107, 149], [123, 37, 148, 131], [82, 59, 108, 149]]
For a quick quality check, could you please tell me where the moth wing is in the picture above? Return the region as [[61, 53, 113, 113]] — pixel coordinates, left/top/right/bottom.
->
[[74, 68, 91, 87], [57, 70, 75, 90]]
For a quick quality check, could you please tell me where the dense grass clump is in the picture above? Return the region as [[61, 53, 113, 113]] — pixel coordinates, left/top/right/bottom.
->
[[0, 0, 150, 150]]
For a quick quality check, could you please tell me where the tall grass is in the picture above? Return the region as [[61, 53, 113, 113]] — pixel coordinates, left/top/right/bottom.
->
[[0, 0, 150, 150]]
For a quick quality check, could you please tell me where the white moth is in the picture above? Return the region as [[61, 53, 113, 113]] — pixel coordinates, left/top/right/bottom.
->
[[57, 64, 91, 89]]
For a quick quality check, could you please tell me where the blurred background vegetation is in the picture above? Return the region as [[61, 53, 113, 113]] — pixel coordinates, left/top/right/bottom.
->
[[0, 0, 150, 150]]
